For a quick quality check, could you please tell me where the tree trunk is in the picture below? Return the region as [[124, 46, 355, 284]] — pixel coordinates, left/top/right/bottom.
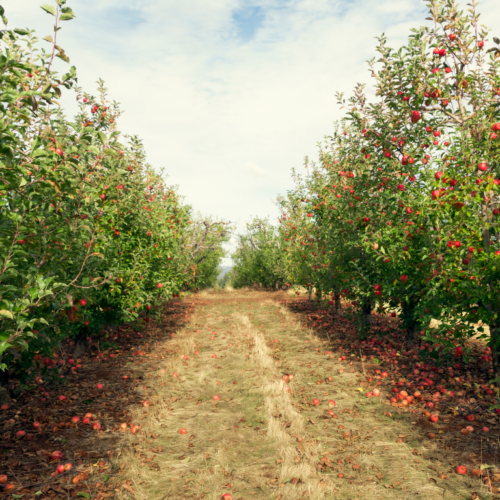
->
[[489, 319, 500, 386], [73, 328, 89, 357], [401, 299, 420, 347], [356, 302, 372, 339], [0, 369, 11, 406], [308, 288, 313, 301], [335, 295, 341, 312]]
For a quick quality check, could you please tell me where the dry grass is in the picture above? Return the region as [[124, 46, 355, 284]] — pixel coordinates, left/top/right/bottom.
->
[[109, 291, 495, 500]]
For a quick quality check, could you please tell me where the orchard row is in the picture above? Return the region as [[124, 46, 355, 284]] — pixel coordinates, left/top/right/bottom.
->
[[232, 0, 500, 379], [0, 2, 228, 395]]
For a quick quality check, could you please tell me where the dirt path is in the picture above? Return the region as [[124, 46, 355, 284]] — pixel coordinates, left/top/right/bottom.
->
[[113, 290, 491, 500]]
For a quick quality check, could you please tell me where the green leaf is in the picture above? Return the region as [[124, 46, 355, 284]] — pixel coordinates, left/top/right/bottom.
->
[[76, 493, 90, 499], [59, 7, 76, 21], [0, 5, 8, 25], [40, 4, 56, 16], [0, 310, 14, 319], [32, 149, 48, 157], [56, 52, 70, 64], [14, 29, 29, 35], [98, 131, 107, 145]]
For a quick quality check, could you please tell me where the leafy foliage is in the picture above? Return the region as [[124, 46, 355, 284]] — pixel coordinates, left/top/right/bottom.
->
[[0, 2, 227, 384]]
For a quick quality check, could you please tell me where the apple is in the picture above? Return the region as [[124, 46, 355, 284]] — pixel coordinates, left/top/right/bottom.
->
[[366, 392, 373, 398], [96, 383, 103, 390], [372, 389, 380, 397], [466, 414, 474, 422], [456, 465, 467, 475], [430, 415, 439, 423], [179, 428, 188, 434], [16, 430, 26, 438], [483, 426, 490, 433], [71, 416, 80, 424], [0, 475, 7, 484], [92, 422, 101, 430], [51, 451, 63, 460], [55, 464, 65, 474], [328, 400, 336, 406], [59, 395, 66, 402], [33, 421, 40, 429], [312, 399, 320, 406]]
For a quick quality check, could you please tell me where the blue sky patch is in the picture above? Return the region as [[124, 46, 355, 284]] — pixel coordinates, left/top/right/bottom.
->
[[232, 5, 265, 42]]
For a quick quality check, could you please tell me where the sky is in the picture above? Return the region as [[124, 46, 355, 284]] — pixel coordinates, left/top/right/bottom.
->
[[5, 0, 500, 265]]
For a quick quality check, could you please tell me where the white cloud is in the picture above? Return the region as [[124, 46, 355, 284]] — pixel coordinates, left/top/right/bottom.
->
[[245, 161, 266, 177], [4, 0, 500, 266]]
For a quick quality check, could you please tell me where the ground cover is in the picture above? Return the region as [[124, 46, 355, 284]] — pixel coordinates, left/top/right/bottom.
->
[[1, 289, 498, 500]]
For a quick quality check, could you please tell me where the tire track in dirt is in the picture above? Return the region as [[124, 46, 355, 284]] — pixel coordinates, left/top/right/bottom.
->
[[239, 314, 332, 499]]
